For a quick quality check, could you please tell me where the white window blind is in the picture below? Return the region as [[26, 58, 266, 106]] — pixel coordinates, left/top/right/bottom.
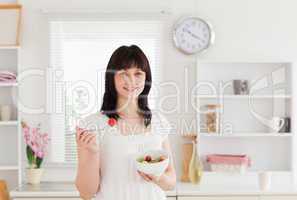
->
[[49, 20, 164, 164]]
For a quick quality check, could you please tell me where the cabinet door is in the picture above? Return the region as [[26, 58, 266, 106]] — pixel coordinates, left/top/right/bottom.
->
[[178, 196, 259, 200], [167, 197, 177, 200], [14, 197, 177, 200], [12, 198, 83, 200], [261, 196, 297, 200]]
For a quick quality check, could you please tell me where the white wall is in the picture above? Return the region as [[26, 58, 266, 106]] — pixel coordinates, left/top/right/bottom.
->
[[17, 0, 297, 182]]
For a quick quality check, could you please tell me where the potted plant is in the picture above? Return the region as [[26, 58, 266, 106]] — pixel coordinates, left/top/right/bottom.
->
[[21, 121, 50, 185]]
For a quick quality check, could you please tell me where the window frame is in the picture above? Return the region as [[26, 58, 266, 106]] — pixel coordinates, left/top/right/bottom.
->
[[45, 13, 168, 168]]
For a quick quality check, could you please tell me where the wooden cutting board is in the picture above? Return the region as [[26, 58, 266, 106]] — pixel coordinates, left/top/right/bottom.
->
[[181, 142, 193, 182]]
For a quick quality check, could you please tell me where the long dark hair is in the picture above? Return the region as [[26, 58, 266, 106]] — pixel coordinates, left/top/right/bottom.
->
[[100, 45, 152, 127]]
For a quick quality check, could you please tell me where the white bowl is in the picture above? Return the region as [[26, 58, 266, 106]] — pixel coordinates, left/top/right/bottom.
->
[[135, 150, 169, 177]]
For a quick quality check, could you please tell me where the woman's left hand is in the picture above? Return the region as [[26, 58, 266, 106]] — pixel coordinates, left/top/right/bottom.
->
[[137, 170, 161, 183], [137, 138, 176, 190]]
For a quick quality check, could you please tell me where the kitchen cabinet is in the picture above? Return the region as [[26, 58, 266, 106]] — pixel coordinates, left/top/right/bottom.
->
[[178, 196, 259, 200], [12, 197, 177, 200], [178, 196, 297, 200], [12, 199, 83, 200], [13, 196, 297, 200], [261, 196, 297, 200]]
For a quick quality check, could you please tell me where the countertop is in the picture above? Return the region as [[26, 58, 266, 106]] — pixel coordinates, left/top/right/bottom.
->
[[10, 181, 297, 198], [177, 182, 297, 196], [10, 182, 177, 197]]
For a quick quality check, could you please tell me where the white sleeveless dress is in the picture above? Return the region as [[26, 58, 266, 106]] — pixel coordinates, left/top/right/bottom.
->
[[79, 111, 172, 200]]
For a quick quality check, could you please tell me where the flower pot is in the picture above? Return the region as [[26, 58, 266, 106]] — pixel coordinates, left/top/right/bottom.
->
[[26, 168, 43, 185]]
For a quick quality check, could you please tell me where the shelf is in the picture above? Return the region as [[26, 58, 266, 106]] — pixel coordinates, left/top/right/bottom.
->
[[0, 121, 18, 126], [199, 133, 292, 137], [0, 46, 20, 50], [0, 82, 18, 87], [0, 165, 18, 170], [0, 3, 22, 9], [196, 61, 293, 172], [197, 95, 291, 99]]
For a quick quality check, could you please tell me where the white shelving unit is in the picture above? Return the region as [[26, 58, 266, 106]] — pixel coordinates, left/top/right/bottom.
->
[[0, 46, 21, 190], [195, 61, 294, 172]]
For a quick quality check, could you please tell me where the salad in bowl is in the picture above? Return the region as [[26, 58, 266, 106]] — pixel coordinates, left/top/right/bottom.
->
[[135, 150, 169, 177]]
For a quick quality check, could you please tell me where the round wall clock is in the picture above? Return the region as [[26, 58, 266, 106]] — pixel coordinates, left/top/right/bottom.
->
[[173, 17, 215, 55]]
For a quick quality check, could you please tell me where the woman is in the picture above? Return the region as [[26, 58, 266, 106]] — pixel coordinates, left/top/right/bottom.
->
[[75, 45, 176, 200]]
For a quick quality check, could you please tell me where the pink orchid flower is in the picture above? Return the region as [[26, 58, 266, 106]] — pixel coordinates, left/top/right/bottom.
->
[[22, 121, 50, 161]]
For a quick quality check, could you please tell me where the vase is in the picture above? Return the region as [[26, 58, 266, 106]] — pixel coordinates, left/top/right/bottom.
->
[[188, 141, 203, 184], [26, 168, 43, 185]]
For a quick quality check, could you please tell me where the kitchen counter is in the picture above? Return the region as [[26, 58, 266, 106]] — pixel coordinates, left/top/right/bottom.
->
[[175, 171, 297, 196], [10, 181, 297, 198], [177, 182, 297, 196], [10, 182, 177, 198]]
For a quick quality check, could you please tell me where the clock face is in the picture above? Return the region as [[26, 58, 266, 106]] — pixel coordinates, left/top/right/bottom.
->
[[173, 17, 214, 54]]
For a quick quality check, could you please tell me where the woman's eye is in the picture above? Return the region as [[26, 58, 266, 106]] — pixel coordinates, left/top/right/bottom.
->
[[135, 72, 143, 76], [120, 72, 128, 77]]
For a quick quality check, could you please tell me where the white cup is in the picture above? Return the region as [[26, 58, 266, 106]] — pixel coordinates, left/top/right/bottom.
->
[[270, 117, 285, 133], [1, 105, 11, 121], [258, 171, 271, 190]]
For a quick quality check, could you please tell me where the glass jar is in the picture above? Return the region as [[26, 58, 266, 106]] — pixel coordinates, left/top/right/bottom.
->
[[204, 104, 220, 134]]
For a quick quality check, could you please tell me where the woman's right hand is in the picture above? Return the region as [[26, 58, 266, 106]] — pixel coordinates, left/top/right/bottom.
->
[[76, 126, 99, 154]]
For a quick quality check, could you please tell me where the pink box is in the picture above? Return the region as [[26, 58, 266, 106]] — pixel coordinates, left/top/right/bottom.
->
[[206, 154, 251, 173]]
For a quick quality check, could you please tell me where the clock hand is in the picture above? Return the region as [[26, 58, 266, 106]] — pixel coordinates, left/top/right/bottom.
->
[[182, 27, 204, 41]]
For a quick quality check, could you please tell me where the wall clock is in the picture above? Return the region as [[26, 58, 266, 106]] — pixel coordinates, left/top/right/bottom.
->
[[173, 17, 215, 55]]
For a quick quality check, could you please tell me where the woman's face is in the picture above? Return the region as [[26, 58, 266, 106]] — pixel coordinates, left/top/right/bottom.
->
[[114, 66, 146, 99]]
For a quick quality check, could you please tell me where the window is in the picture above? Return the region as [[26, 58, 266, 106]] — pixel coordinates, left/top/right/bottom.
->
[[48, 19, 164, 164]]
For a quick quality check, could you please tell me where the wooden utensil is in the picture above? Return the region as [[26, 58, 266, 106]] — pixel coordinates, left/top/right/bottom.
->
[[181, 142, 193, 182]]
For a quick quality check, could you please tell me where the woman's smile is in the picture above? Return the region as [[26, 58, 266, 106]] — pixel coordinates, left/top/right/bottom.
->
[[123, 86, 140, 92]]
